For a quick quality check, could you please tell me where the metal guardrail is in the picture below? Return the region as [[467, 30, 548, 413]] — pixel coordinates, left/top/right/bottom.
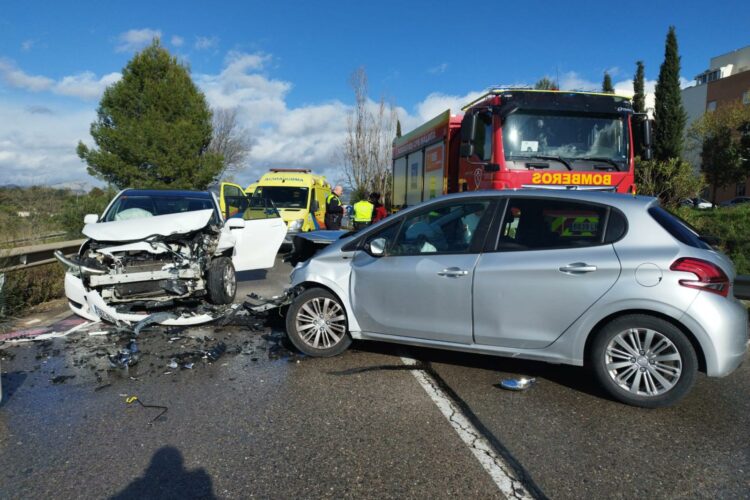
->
[[1, 231, 68, 247], [0, 239, 85, 272]]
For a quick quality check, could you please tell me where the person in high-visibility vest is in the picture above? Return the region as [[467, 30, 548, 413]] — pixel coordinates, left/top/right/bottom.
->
[[352, 195, 375, 231], [324, 185, 344, 230]]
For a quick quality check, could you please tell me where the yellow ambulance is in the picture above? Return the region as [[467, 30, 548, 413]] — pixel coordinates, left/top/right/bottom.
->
[[247, 169, 331, 241]]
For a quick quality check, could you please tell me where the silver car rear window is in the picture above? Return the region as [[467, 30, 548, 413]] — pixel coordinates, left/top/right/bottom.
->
[[648, 206, 711, 249]]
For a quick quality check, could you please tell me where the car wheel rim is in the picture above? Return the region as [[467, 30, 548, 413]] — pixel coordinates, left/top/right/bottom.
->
[[224, 265, 236, 297], [605, 328, 682, 397], [295, 297, 346, 349]]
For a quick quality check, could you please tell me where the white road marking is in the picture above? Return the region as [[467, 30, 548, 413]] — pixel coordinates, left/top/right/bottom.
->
[[401, 356, 534, 500]]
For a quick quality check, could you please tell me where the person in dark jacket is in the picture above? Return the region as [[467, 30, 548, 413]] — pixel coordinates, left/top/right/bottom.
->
[[324, 185, 344, 230], [370, 192, 387, 223]]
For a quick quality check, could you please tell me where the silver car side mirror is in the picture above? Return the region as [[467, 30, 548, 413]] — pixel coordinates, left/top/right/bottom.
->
[[367, 237, 387, 257], [83, 213, 99, 224]]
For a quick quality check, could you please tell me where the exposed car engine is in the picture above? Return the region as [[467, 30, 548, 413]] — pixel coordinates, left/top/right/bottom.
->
[[64, 227, 222, 312]]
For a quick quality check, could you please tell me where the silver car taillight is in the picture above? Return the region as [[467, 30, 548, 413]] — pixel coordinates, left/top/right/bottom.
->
[[670, 257, 730, 298]]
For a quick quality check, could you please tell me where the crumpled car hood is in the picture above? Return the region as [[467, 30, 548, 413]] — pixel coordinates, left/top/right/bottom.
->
[[292, 230, 352, 245], [83, 209, 215, 242]]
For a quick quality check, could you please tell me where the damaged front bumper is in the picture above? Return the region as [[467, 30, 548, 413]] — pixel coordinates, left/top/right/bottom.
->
[[64, 273, 216, 326]]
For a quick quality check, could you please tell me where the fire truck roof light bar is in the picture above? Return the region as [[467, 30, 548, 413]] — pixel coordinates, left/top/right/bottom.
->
[[461, 88, 632, 111], [269, 168, 312, 173]]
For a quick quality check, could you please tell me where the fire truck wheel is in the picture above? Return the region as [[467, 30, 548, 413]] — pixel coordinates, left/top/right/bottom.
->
[[206, 257, 237, 305], [286, 288, 351, 357], [590, 314, 697, 408]]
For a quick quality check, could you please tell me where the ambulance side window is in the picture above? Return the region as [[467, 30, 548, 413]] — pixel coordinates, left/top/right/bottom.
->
[[496, 198, 609, 251]]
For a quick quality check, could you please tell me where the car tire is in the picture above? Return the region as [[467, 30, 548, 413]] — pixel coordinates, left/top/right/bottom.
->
[[590, 314, 698, 408], [286, 288, 351, 357], [206, 257, 236, 305]]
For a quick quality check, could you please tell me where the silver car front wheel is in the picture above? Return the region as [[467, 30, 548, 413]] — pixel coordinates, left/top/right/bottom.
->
[[591, 314, 698, 408], [286, 288, 351, 357]]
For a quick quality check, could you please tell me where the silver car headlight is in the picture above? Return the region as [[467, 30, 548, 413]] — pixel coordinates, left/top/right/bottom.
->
[[288, 218, 304, 232]]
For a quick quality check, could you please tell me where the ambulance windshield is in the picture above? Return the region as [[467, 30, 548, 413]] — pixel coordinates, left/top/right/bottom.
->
[[253, 186, 309, 209], [502, 111, 629, 171]]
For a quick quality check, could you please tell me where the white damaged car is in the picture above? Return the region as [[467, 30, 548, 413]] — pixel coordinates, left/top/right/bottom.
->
[[55, 185, 287, 326]]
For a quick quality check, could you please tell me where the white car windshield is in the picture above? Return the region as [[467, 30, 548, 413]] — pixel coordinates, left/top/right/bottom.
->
[[104, 194, 215, 222]]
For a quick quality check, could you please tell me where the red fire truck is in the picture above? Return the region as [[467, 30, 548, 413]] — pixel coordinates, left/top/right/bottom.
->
[[391, 88, 652, 209]]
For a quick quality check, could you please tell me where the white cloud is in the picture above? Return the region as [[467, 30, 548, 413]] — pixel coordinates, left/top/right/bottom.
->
[[402, 90, 485, 131], [0, 101, 98, 186], [195, 51, 348, 183], [21, 40, 35, 52], [171, 35, 184, 47], [115, 28, 161, 53], [194, 36, 219, 50], [428, 63, 448, 75], [0, 58, 120, 100], [0, 58, 54, 91], [55, 71, 122, 100], [6, 48, 699, 188]]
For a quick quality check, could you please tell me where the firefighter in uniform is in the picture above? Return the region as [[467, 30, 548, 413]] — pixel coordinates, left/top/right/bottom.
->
[[324, 185, 344, 230], [352, 195, 375, 231]]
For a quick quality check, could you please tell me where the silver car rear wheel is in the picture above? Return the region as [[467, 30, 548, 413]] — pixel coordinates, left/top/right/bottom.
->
[[591, 314, 697, 408], [605, 328, 682, 396]]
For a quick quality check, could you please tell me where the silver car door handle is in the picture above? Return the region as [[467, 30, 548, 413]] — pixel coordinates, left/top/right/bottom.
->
[[438, 267, 469, 277], [559, 262, 598, 274]]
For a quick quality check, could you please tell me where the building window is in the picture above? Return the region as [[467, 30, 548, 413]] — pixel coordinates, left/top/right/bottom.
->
[[743, 90, 750, 105], [737, 183, 747, 197], [707, 101, 717, 112]]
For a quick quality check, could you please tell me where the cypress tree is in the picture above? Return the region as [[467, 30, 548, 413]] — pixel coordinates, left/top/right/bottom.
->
[[653, 26, 687, 161], [396, 119, 402, 138], [633, 61, 646, 113], [602, 72, 614, 93], [77, 39, 222, 189]]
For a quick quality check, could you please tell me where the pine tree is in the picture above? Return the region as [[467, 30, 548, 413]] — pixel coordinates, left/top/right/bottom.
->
[[77, 39, 222, 189], [633, 61, 646, 113], [602, 72, 614, 93], [653, 26, 687, 161], [396, 119, 402, 138]]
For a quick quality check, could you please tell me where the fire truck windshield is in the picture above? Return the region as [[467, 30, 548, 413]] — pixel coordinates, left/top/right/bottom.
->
[[502, 111, 629, 171]]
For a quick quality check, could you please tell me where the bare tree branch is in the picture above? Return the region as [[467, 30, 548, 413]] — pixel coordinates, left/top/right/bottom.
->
[[339, 67, 397, 203], [209, 107, 251, 180]]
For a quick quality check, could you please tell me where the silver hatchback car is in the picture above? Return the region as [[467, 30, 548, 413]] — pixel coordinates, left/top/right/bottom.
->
[[286, 191, 748, 408]]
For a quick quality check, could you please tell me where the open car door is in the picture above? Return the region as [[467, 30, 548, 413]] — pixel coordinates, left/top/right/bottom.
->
[[220, 183, 287, 271], [220, 182, 249, 219]]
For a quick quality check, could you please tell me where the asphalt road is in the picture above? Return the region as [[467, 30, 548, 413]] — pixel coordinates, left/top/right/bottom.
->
[[1, 258, 748, 499]]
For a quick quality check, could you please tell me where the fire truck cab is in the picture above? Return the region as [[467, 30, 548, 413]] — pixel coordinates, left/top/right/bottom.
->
[[392, 89, 652, 209]]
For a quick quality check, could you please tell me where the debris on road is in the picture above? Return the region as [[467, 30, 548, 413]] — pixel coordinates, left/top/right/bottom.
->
[[51, 374, 75, 384], [498, 377, 536, 391], [125, 395, 168, 423], [108, 339, 140, 368], [1, 292, 310, 393], [133, 312, 177, 336]]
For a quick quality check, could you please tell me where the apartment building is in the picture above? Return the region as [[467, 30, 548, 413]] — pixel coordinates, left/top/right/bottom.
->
[[681, 45, 750, 202]]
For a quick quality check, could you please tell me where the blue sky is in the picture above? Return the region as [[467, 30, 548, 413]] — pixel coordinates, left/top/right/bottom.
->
[[1, 0, 749, 187]]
